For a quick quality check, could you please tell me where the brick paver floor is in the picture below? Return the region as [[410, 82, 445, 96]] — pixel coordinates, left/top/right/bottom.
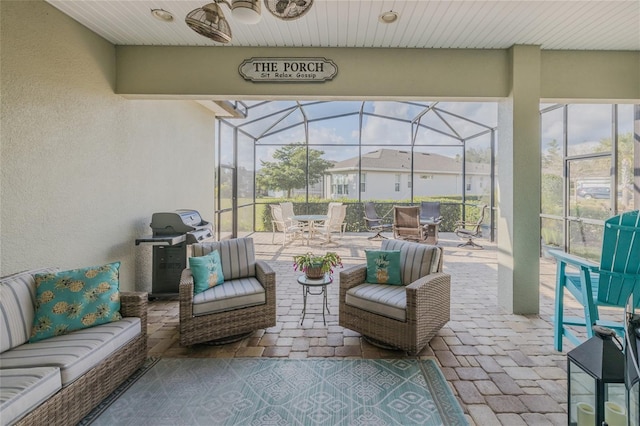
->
[[145, 231, 623, 425]]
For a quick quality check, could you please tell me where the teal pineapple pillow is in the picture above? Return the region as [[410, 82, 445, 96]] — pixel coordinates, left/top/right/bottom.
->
[[365, 250, 402, 285], [30, 262, 122, 343], [189, 250, 225, 294]]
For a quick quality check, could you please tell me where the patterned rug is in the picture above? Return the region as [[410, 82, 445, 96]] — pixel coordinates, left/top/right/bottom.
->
[[81, 358, 467, 426]]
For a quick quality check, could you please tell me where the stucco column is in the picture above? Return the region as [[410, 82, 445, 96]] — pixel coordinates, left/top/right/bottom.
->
[[635, 105, 640, 210], [496, 45, 542, 314]]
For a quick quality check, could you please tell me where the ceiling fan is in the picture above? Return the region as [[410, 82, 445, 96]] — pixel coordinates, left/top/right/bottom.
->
[[263, 0, 314, 20], [186, 0, 314, 44]]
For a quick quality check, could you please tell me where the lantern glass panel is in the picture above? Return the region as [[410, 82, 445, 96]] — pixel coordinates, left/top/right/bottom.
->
[[630, 381, 639, 426], [570, 360, 596, 426], [604, 383, 627, 426]]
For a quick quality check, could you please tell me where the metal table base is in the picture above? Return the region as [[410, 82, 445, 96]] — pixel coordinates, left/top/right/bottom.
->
[[297, 274, 332, 325]]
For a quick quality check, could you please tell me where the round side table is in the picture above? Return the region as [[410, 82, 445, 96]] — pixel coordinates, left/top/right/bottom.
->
[[297, 274, 332, 325]]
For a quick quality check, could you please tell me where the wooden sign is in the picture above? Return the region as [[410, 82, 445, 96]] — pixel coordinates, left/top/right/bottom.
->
[[238, 57, 337, 82]]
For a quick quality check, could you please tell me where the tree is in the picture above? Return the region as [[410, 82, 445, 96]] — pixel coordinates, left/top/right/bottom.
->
[[464, 147, 491, 164], [542, 139, 562, 170], [256, 143, 334, 198]]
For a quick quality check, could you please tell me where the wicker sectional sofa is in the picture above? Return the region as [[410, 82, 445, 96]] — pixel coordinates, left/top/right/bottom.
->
[[0, 267, 148, 426]]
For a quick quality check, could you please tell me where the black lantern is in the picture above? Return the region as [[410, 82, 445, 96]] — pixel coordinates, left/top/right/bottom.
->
[[626, 313, 640, 426], [567, 325, 626, 426]]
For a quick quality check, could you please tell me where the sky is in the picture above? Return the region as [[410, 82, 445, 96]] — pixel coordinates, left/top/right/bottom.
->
[[225, 100, 498, 167]]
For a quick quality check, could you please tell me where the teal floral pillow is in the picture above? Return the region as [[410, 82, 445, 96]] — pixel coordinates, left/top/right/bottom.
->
[[30, 262, 122, 343], [365, 250, 402, 285], [189, 250, 225, 294]]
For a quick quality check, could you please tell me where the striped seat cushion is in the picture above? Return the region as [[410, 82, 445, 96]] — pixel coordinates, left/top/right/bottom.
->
[[345, 283, 406, 321], [192, 278, 266, 316], [381, 239, 441, 285], [0, 367, 61, 426], [0, 267, 59, 353], [191, 238, 256, 280], [0, 318, 140, 386]]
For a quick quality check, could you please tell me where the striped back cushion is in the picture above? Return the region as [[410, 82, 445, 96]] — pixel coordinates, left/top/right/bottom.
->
[[381, 239, 441, 285], [191, 238, 256, 280], [0, 267, 58, 353]]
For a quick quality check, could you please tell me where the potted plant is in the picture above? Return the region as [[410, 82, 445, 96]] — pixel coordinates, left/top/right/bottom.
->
[[293, 251, 343, 279]]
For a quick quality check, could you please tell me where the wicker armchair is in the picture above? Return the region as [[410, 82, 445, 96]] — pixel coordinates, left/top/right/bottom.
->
[[339, 239, 450, 355], [179, 238, 276, 346]]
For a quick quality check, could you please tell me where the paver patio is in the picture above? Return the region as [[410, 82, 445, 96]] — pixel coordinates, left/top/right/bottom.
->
[[145, 231, 622, 425]]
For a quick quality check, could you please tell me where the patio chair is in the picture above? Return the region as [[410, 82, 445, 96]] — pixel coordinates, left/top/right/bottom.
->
[[179, 237, 276, 346], [420, 201, 443, 245], [420, 201, 443, 224], [393, 205, 427, 242], [339, 238, 451, 354], [454, 204, 488, 248], [280, 202, 299, 226], [549, 210, 640, 351], [315, 204, 347, 244], [363, 202, 392, 239], [270, 204, 304, 246]]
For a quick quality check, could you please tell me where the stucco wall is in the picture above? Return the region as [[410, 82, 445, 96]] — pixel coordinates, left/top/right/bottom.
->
[[116, 46, 510, 100], [115, 46, 640, 103], [0, 1, 216, 292]]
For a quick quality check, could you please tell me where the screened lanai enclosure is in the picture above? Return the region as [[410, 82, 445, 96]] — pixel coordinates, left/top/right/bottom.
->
[[214, 100, 497, 241], [214, 100, 638, 260]]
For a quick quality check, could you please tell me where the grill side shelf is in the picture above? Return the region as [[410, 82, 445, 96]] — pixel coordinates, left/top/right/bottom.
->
[[135, 234, 186, 246]]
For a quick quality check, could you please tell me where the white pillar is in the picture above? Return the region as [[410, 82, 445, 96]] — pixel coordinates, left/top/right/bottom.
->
[[497, 45, 542, 314]]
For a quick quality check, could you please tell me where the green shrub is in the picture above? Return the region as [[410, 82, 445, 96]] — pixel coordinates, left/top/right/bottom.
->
[[257, 197, 487, 233]]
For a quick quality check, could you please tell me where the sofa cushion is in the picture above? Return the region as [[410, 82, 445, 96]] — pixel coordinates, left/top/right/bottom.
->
[[189, 250, 225, 295], [0, 267, 59, 353], [30, 262, 122, 343], [365, 250, 402, 285], [0, 366, 61, 426], [381, 239, 441, 285], [0, 318, 140, 386], [191, 238, 256, 280], [193, 277, 265, 316], [345, 283, 406, 321]]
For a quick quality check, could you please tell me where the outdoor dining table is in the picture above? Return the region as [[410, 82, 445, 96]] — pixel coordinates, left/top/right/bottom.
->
[[291, 214, 328, 244]]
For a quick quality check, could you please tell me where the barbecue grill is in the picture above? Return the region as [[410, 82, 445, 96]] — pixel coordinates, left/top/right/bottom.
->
[[136, 209, 213, 298]]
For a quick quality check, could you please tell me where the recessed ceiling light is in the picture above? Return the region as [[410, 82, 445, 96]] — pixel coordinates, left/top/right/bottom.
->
[[151, 9, 174, 22], [379, 11, 399, 24]]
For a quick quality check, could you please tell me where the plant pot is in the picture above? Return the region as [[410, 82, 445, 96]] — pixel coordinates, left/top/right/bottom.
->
[[305, 264, 325, 279]]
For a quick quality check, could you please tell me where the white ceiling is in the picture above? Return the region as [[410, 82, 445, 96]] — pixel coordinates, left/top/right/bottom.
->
[[45, 0, 640, 50]]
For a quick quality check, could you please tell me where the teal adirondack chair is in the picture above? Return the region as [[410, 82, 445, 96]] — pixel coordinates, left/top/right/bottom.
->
[[549, 210, 640, 352]]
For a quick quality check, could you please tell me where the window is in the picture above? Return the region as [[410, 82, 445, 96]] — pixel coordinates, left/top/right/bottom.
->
[[395, 174, 401, 192], [360, 173, 366, 193], [333, 174, 349, 196]]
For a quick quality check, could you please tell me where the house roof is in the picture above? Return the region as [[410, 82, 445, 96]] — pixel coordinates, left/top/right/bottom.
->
[[330, 148, 490, 175]]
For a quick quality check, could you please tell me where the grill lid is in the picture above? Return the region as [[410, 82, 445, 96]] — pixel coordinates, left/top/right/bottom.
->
[[150, 210, 211, 235]]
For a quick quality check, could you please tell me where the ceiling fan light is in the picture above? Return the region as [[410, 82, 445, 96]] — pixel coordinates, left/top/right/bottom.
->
[[185, 3, 232, 44], [151, 8, 174, 22], [379, 11, 399, 24], [232, 0, 262, 24]]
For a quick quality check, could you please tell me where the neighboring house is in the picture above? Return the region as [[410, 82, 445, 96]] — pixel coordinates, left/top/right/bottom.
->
[[325, 149, 490, 200]]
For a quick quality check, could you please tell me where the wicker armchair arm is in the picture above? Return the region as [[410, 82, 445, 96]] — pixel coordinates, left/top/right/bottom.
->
[[179, 268, 195, 317], [120, 291, 148, 336], [256, 260, 276, 295], [405, 272, 451, 322], [339, 264, 367, 291]]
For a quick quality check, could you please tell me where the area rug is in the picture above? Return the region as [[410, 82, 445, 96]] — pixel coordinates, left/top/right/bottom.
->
[[81, 358, 467, 426]]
